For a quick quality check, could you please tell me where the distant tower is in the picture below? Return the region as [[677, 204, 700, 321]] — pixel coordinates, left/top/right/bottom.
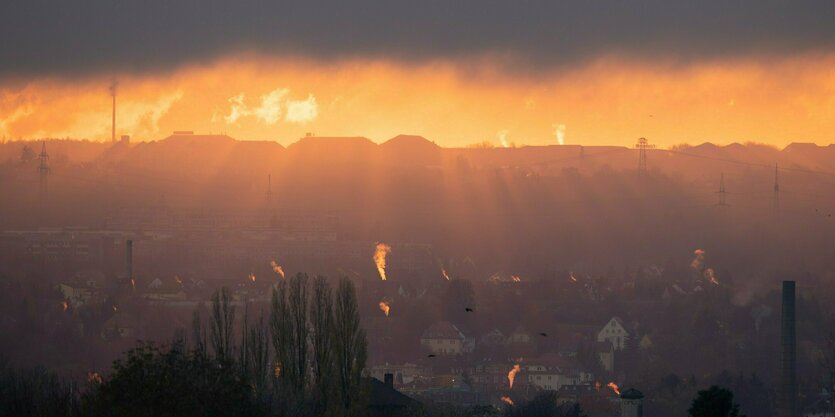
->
[[773, 164, 780, 215], [717, 172, 727, 208], [38, 141, 49, 199], [778, 281, 797, 417], [579, 145, 585, 161], [126, 240, 133, 283], [265, 174, 273, 204], [620, 388, 644, 417], [109, 80, 118, 143], [635, 138, 654, 175]]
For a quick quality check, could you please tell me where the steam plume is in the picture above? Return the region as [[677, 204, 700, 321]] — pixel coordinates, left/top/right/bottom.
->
[[285, 94, 319, 123], [270, 261, 286, 279], [497, 129, 510, 148], [501, 396, 514, 405], [704, 268, 719, 285], [87, 372, 103, 384], [379, 299, 391, 316], [374, 243, 392, 281], [690, 249, 705, 270], [554, 123, 566, 145], [691, 249, 719, 285], [607, 382, 620, 395], [508, 364, 521, 388]]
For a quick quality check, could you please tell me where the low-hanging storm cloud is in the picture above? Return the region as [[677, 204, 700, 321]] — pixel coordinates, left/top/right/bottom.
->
[[2, 0, 835, 78]]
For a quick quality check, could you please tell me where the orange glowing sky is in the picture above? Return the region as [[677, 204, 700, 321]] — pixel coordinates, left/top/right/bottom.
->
[[1, 53, 834, 148]]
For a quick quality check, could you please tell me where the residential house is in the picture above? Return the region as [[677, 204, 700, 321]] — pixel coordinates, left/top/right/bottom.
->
[[421, 321, 466, 356], [593, 341, 615, 373], [597, 317, 629, 351], [525, 353, 593, 391]]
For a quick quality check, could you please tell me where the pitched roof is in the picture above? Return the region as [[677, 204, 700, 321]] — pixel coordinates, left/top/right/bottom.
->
[[620, 388, 644, 399], [528, 352, 582, 371], [367, 377, 420, 408], [421, 321, 465, 340]]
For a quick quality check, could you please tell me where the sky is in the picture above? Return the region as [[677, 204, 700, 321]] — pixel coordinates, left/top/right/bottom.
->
[[1, 1, 834, 147]]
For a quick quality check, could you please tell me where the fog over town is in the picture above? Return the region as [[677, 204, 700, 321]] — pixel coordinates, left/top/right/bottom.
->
[[1, 132, 834, 416]]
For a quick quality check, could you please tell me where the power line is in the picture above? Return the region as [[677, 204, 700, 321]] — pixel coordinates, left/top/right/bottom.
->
[[525, 147, 631, 167], [773, 164, 780, 216], [651, 148, 835, 177]]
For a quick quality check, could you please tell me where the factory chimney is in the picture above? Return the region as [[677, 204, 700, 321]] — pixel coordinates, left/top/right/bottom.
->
[[778, 280, 797, 417], [110, 81, 118, 143]]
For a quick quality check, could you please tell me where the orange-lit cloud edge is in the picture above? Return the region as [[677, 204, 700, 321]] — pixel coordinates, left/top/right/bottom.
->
[[1, 51, 834, 148]]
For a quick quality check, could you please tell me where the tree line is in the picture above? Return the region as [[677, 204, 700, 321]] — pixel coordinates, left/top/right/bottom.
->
[[1, 274, 368, 417]]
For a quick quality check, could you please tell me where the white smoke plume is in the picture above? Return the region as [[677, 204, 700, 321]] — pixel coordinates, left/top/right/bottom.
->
[[285, 94, 318, 123], [553, 123, 566, 145], [223, 89, 317, 125], [253, 88, 289, 124], [224, 93, 248, 123], [497, 129, 510, 148]]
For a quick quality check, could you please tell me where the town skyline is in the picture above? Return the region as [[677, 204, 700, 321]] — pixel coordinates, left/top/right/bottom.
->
[[2, 2, 834, 416]]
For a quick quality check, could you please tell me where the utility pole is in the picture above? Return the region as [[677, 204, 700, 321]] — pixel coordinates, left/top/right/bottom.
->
[[38, 141, 49, 199], [717, 172, 727, 208], [265, 174, 273, 205], [636, 137, 654, 175], [109, 80, 118, 143]]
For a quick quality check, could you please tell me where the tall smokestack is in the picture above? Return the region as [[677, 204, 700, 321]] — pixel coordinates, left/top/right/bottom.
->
[[110, 80, 118, 143], [126, 239, 133, 282], [778, 280, 797, 417]]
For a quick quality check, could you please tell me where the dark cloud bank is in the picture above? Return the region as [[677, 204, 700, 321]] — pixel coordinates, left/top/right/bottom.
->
[[2, 0, 835, 77]]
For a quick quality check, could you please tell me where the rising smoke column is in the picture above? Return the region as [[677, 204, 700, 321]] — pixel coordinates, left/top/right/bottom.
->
[[690, 249, 705, 270], [270, 260, 285, 279], [374, 243, 391, 281], [703, 268, 719, 285], [507, 364, 521, 389], [379, 298, 391, 316], [554, 123, 566, 145], [691, 249, 719, 285]]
